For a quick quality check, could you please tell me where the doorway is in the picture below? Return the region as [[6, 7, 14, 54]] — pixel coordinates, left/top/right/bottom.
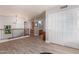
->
[[24, 21, 30, 36]]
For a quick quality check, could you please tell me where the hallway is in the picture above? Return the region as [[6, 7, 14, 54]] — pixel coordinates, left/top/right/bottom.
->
[[0, 37, 79, 54]]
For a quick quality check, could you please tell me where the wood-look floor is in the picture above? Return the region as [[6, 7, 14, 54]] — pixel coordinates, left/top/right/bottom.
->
[[0, 37, 79, 54]]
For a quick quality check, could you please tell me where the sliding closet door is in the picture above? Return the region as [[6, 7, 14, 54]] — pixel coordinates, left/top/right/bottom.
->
[[46, 8, 79, 48], [46, 12, 66, 43]]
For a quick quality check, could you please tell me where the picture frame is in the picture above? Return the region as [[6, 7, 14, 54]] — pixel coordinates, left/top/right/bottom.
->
[[4, 25, 11, 34]]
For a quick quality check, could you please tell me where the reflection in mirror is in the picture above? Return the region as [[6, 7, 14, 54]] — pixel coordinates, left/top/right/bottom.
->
[[38, 21, 42, 24], [38, 20, 42, 28]]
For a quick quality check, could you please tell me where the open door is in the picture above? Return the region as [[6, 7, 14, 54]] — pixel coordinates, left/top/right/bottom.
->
[[24, 21, 30, 36]]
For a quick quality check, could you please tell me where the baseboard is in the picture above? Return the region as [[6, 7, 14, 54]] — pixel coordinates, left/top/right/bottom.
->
[[46, 40, 79, 50], [0, 35, 30, 43]]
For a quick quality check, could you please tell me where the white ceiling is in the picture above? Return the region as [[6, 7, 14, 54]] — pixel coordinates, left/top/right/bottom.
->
[[0, 5, 57, 19]]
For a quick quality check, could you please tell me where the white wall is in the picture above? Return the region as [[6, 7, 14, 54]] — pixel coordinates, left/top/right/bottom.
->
[[46, 6, 79, 49], [0, 16, 31, 40], [0, 16, 16, 39]]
